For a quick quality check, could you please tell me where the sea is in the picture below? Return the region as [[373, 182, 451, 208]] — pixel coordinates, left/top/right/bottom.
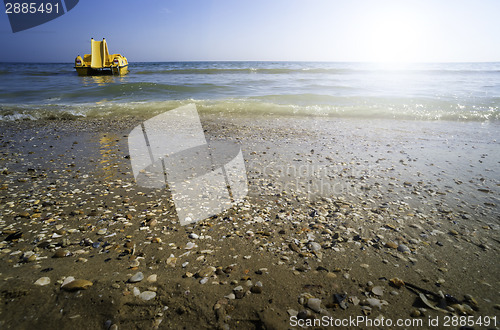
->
[[0, 61, 499, 218], [0, 61, 499, 121]]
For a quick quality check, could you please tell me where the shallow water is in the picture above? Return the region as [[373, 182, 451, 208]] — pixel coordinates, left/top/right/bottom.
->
[[0, 61, 499, 121]]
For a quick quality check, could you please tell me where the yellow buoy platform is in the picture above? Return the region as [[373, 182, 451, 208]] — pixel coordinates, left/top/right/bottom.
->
[[75, 38, 128, 76]]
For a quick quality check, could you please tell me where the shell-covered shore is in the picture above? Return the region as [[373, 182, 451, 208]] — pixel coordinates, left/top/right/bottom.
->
[[0, 115, 498, 329]]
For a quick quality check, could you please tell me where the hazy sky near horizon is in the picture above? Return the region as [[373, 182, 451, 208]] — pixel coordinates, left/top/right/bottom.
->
[[0, 0, 499, 63]]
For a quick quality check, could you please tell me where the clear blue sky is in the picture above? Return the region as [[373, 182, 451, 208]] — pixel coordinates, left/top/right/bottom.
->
[[1, 0, 499, 63]]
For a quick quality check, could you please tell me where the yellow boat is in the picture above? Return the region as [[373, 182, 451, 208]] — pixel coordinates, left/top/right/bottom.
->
[[75, 38, 128, 76]]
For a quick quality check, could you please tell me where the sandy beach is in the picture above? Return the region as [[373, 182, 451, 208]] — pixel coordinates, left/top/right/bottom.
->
[[0, 113, 498, 329]]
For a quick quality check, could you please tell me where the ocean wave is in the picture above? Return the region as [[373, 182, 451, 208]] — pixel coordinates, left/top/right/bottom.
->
[[133, 68, 353, 75], [94, 82, 230, 93], [1, 99, 498, 122], [23, 71, 75, 76], [48, 82, 233, 103], [131, 65, 500, 76]]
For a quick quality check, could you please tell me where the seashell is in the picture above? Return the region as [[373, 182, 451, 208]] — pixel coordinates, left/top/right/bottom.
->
[[184, 242, 196, 250], [197, 266, 216, 278], [34, 277, 51, 286], [372, 286, 384, 296], [390, 277, 405, 288], [6, 231, 23, 241], [166, 255, 177, 267], [419, 293, 447, 313], [62, 279, 93, 291], [366, 298, 389, 309]]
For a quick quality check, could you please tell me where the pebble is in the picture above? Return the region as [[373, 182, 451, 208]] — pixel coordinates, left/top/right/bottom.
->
[[297, 310, 313, 319], [147, 274, 157, 283], [308, 242, 321, 251], [97, 228, 107, 235], [189, 233, 199, 239], [53, 249, 71, 258], [385, 241, 398, 249], [250, 285, 262, 294], [34, 277, 50, 286], [129, 272, 144, 283], [397, 244, 411, 253], [410, 309, 421, 317], [133, 287, 141, 296], [61, 279, 93, 291], [139, 291, 156, 301], [307, 298, 322, 313]]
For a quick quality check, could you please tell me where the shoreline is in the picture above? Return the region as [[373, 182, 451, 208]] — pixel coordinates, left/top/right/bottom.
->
[[0, 116, 499, 329]]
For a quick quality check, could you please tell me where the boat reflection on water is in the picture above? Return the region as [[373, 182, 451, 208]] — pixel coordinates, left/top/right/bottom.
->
[[81, 75, 126, 86]]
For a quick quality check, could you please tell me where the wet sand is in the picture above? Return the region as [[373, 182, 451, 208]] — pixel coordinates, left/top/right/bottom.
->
[[0, 114, 499, 329]]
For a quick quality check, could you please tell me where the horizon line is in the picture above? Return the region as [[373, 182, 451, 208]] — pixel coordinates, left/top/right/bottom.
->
[[1, 60, 499, 64]]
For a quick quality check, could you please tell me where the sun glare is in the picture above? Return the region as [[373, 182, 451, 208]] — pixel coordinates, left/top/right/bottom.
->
[[365, 9, 428, 63]]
